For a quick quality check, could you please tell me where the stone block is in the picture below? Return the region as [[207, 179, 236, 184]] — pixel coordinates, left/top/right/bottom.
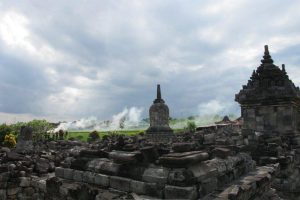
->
[[55, 167, 64, 178], [168, 168, 195, 186], [37, 180, 46, 192], [144, 183, 163, 198], [0, 180, 7, 189], [59, 185, 69, 196], [130, 180, 146, 194], [164, 185, 197, 200], [0, 189, 5, 199], [172, 142, 195, 152], [70, 157, 92, 171], [110, 176, 131, 192], [159, 151, 209, 166], [23, 187, 35, 196], [100, 162, 121, 176], [0, 172, 10, 181], [94, 173, 110, 187], [200, 178, 218, 196], [73, 170, 83, 182], [109, 151, 142, 164], [7, 187, 20, 196], [63, 168, 74, 180], [35, 158, 50, 174], [118, 165, 146, 180], [140, 146, 159, 163], [213, 148, 231, 159], [19, 177, 31, 187], [203, 133, 216, 145], [142, 167, 169, 185], [30, 178, 38, 188], [87, 158, 108, 172], [82, 171, 95, 184]]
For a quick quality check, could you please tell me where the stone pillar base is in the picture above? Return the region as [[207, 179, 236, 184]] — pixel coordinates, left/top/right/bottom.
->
[[145, 133, 175, 143]]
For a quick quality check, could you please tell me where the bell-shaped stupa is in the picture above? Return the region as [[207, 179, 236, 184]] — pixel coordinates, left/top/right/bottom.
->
[[146, 84, 173, 135]]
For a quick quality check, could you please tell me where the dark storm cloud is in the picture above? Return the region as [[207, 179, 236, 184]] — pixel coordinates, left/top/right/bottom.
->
[[0, 0, 300, 122]]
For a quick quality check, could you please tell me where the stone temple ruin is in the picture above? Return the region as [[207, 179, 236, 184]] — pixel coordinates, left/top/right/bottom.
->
[[0, 45, 300, 199]]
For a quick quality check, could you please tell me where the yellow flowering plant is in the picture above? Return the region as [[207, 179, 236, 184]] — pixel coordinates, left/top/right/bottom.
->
[[3, 133, 16, 148]]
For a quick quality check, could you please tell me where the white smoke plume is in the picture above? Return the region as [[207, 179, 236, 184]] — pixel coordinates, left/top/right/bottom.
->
[[54, 107, 145, 132]]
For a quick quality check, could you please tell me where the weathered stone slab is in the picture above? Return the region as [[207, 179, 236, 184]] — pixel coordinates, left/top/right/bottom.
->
[[140, 146, 159, 163], [109, 151, 142, 164], [142, 167, 169, 185], [82, 171, 95, 184], [167, 168, 195, 186], [131, 180, 147, 194], [130, 181, 162, 197], [6, 152, 25, 161], [145, 133, 175, 143], [203, 133, 216, 145], [188, 163, 217, 182], [94, 173, 109, 187], [200, 177, 218, 197], [110, 176, 131, 192], [97, 161, 121, 176], [35, 158, 50, 174], [172, 142, 195, 152], [63, 168, 74, 180], [164, 185, 197, 200], [213, 147, 231, 159], [19, 177, 31, 187], [55, 167, 64, 178], [73, 170, 83, 182], [79, 149, 108, 158], [159, 151, 209, 166], [70, 157, 92, 171]]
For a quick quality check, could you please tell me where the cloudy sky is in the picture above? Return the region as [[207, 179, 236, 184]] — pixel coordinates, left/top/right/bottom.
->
[[1, 0, 300, 123]]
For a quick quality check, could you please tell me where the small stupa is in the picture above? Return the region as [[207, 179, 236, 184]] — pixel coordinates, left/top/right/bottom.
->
[[146, 84, 173, 141]]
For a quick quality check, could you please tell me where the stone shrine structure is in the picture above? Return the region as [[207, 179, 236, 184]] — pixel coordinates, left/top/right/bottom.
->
[[16, 126, 33, 153], [146, 84, 174, 141], [235, 45, 300, 136]]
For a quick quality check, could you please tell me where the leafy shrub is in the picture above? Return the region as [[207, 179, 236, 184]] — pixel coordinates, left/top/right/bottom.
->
[[102, 134, 108, 141], [3, 133, 16, 148], [88, 131, 100, 142]]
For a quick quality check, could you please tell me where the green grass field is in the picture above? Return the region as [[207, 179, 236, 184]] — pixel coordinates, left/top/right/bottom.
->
[[67, 129, 184, 141], [67, 130, 144, 141]]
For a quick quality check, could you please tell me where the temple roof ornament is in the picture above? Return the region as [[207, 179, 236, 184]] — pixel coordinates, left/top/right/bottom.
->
[[235, 45, 300, 105]]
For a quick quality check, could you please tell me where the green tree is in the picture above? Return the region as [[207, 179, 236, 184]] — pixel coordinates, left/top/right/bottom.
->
[[26, 120, 54, 142], [186, 121, 196, 133], [10, 122, 26, 135]]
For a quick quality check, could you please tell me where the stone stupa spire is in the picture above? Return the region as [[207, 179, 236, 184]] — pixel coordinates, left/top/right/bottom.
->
[[154, 84, 165, 103], [261, 45, 274, 64]]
